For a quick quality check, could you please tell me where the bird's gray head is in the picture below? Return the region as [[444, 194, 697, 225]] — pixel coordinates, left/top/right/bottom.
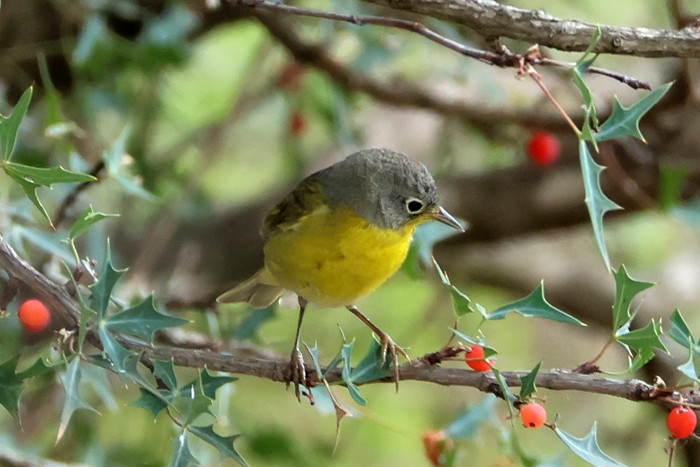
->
[[316, 148, 440, 230]]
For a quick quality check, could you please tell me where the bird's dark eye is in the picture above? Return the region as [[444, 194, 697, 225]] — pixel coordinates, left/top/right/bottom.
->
[[405, 197, 425, 214]]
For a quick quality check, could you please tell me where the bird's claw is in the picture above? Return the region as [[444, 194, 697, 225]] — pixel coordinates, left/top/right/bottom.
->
[[286, 348, 308, 402], [378, 333, 410, 393]]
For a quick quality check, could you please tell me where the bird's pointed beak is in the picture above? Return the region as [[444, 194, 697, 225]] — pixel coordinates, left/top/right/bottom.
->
[[429, 206, 465, 232]]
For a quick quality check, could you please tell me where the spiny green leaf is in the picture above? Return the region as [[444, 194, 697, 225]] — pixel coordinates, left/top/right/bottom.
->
[[0, 86, 33, 161], [187, 424, 247, 466], [611, 266, 654, 330], [232, 306, 276, 340], [69, 204, 119, 240], [491, 366, 516, 418], [182, 375, 214, 425], [153, 359, 178, 390], [97, 323, 134, 373], [3, 162, 96, 226], [350, 340, 391, 384], [57, 358, 100, 443], [595, 82, 673, 142], [133, 387, 171, 417], [444, 395, 497, 440], [169, 431, 199, 467], [615, 319, 667, 354], [574, 26, 602, 75], [0, 356, 23, 418], [3, 162, 96, 186], [677, 347, 700, 384], [182, 368, 238, 400], [104, 295, 188, 343], [78, 302, 97, 352], [90, 241, 125, 319], [519, 362, 541, 400], [579, 140, 621, 271], [103, 126, 156, 200], [626, 347, 655, 374], [669, 309, 698, 351], [451, 329, 499, 359], [555, 422, 627, 467], [433, 258, 479, 316], [341, 341, 366, 406], [404, 222, 464, 278], [16, 357, 56, 380], [488, 281, 585, 326]]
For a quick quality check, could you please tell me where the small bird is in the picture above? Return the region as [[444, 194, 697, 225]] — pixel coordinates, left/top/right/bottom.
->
[[217, 148, 463, 399]]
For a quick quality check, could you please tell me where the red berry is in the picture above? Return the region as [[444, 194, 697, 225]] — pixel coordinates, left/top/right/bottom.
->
[[667, 406, 697, 439], [527, 130, 561, 166], [464, 344, 493, 372], [520, 403, 547, 428], [289, 111, 306, 137], [277, 63, 305, 91], [18, 299, 51, 333], [422, 430, 451, 466]]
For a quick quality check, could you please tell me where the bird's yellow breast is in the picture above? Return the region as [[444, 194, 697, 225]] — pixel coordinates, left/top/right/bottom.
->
[[263, 204, 417, 307]]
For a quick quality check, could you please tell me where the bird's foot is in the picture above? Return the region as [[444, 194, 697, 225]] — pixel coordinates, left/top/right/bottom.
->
[[285, 347, 312, 403]]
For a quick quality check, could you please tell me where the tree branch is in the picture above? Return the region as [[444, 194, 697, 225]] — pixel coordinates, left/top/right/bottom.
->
[[0, 234, 687, 409], [236, 1, 651, 89], [363, 0, 700, 58]]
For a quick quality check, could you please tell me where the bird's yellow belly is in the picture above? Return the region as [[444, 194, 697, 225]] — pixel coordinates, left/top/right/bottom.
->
[[263, 205, 415, 307]]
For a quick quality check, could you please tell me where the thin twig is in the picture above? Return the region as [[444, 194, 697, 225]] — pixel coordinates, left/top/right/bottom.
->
[[236, 0, 651, 90]]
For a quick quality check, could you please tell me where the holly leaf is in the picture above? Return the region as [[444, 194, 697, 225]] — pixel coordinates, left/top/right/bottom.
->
[[433, 258, 478, 317], [570, 27, 602, 146], [487, 282, 585, 326], [350, 340, 391, 384], [104, 295, 189, 343], [153, 359, 178, 390], [555, 422, 627, 467], [341, 340, 366, 406], [69, 204, 119, 240], [615, 319, 667, 354], [187, 424, 247, 466], [579, 140, 621, 271], [669, 309, 698, 351], [90, 241, 125, 319], [182, 375, 214, 425], [97, 323, 134, 373], [611, 266, 654, 330], [444, 395, 497, 440], [17, 357, 56, 380], [595, 82, 673, 142], [182, 368, 238, 400], [491, 367, 516, 417], [677, 347, 700, 384], [169, 431, 199, 467], [0, 86, 33, 161], [404, 222, 465, 278], [519, 362, 541, 400], [0, 356, 23, 418], [626, 347, 656, 374], [57, 358, 100, 442], [3, 162, 96, 226], [451, 329, 499, 359], [133, 387, 172, 418]]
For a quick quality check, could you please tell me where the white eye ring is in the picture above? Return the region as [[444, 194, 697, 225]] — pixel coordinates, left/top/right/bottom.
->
[[404, 197, 425, 214]]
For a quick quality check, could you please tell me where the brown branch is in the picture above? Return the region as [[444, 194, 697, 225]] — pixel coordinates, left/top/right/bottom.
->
[[363, 0, 700, 59], [0, 233, 688, 409], [237, 1, 651, 90]]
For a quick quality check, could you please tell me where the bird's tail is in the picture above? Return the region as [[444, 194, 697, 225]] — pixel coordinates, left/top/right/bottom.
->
[[216, 269, 284, 309]]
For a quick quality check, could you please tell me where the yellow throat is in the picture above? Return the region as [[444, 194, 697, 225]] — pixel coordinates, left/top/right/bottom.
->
[[263, 204, 419, 307]]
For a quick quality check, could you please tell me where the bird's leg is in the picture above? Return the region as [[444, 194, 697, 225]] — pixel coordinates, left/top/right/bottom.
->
[[346, 304, 409, 392], [287, 296, 309, 402]]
